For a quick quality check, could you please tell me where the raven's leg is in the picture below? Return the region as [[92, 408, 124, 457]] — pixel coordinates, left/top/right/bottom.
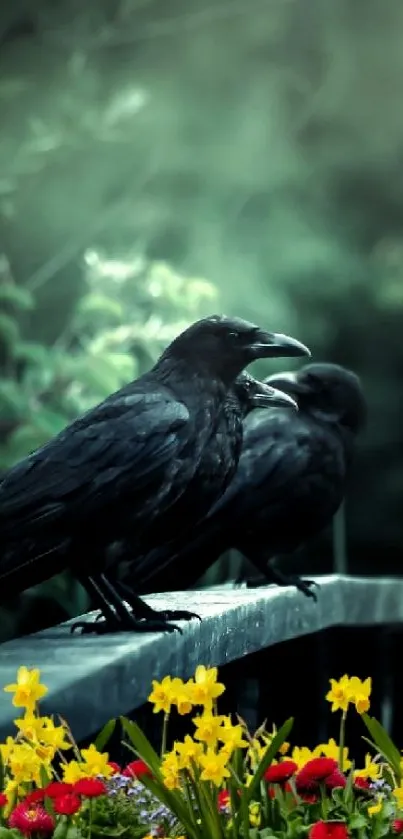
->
[[237, 553, 319, 601], [71, 574, 182, 634], [110, 580, 201, 623]]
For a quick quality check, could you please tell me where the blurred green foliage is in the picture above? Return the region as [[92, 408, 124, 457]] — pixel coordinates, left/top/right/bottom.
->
[[1, 0, 403, 635], [0, 252, 217, 638]]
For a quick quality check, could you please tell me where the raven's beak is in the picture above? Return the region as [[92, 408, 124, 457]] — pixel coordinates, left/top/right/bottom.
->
[[264, 370, 309, 397], [250, 383, 298, 410], [249, 330, 311, 360]]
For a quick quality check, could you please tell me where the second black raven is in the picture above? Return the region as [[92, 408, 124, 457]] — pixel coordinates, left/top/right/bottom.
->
[[0, 314, 309, 634], [127, 363, 366, 599]]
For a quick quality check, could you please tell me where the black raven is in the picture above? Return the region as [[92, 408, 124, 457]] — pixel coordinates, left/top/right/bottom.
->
[[128, 363, 366, 599], [0, 315, 309, 634], [110, 370, 299, 609]]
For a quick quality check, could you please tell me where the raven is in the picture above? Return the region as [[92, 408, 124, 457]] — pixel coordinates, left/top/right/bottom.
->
[[110, 370, 299, 608], [128, 363, 366, 599], [0, 315, 309, 634]]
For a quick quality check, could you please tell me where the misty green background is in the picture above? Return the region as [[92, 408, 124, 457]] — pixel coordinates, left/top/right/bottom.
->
[[1, 0, 402, 639]]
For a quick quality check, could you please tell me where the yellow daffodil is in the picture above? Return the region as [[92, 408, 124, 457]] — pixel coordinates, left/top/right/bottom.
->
[[148, 676, 176, 714], [368, 797, 383, 816], [193, 712, 226, 746], [170, 678, 194, 715], [189, 666, 225, 710], [317, 737, 352, 770], [198, 746, 230, 786], [394, 785, 403, 809], [61, 760, 89, 784], [0, 735, 16, 764], [291, 745, 322, 769], [8, 742, 44, 784], [174, 735, 204, 770], [348, 676, 372, 714], [355, 753, 381, 781], [161, 751, 181, 790], [218, 717, 249, 757], [325, 675, 351, 713], [4, 667, 48, 712], [80, 743, 114, 777]]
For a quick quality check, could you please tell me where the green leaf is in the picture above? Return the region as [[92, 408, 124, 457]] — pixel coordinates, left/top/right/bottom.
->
[[0, 313, 20, 347], [361, 714, 402, 780], [0, 283, 34, 310], [77, 292, 124, 321], [244, 718, 294, 804], [94, 718, 116, 752], [120, 717, 162, 776], [348, 814, 369, 829], [12, 341, 54, 366], [0, 380, 27, 415]]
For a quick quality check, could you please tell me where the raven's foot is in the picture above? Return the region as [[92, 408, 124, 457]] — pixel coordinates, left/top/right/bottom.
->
[[114, 581, 202, 624], [71, 615, 182, 635], [244, 569, 319, 601]]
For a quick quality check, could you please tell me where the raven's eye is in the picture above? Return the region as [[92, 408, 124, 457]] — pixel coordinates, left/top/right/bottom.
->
[[228, 331, 238, 339]]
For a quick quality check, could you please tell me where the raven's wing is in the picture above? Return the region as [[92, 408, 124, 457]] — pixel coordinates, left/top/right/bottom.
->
[[131, 411, 312, 590], [0, 389, 191, 584]]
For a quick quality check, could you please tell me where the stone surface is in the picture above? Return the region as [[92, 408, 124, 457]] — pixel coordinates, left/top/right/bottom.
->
[[0, 574, 401, 741]]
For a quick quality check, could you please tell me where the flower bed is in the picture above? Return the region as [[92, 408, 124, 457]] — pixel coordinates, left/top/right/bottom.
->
[[0, 665, 403, 838]]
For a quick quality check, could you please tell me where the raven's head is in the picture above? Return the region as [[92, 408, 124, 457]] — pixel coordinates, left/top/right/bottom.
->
[[264, 363, 367, 434], [163, 315, 311, 384], [233, 372, 299, 413]]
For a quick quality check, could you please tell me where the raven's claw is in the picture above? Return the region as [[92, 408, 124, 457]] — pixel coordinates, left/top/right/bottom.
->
[[70, 617, 182, 635], [242, 566, 319, 602], [156, 609, 201, 622]]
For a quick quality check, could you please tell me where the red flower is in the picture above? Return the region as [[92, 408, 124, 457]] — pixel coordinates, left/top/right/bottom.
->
[[45, 781, 74, 798], [123, 759, 152, 778], [393, 820, 403, 834], [73, 778, 107, 798], [309, 821, 349, 839], [265, 761, 298, 784], [9, 802, 55, 836], [218, 789, 230, 810], [24, 789, 46, 805], [325, 771, 347, 790], [354, 777, 370, 790], [301, 792, 319, 804], [108, 761, 121, 774], [296, 758, 338, 791], [54, 793, 82, 816], [0, 793, 7, 808]]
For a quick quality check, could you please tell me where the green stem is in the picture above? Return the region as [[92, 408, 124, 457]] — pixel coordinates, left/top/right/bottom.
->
[[339, 711, 347, 772], [88, 799, 93, 839], [161, 713, 169, 757]]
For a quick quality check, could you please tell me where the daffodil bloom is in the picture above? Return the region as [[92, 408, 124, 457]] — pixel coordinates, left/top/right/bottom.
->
[[8, 742, 44, 784], [61, 760, 89, 784], [188, 666, 225, 710], [348, 676, 372, 714], [325, 675, 351, 713], [0, 735, 16, 764], [174, 735, 204, 770], [394, 785, 403, 809], [355, 753, 382, 781], [161, 751, 181, 790], [80, 743, 114, 777], [368, 797, 383, 816], [317, 737, 352, 770], [4, 667, 48, 712], [148, 676, 176, 714], [218, 716, 249, 756], [291, 745, 322, 769], [198, 747, 230, 785], [170, 678, 194, 715], [193, 712, 226, 746]]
